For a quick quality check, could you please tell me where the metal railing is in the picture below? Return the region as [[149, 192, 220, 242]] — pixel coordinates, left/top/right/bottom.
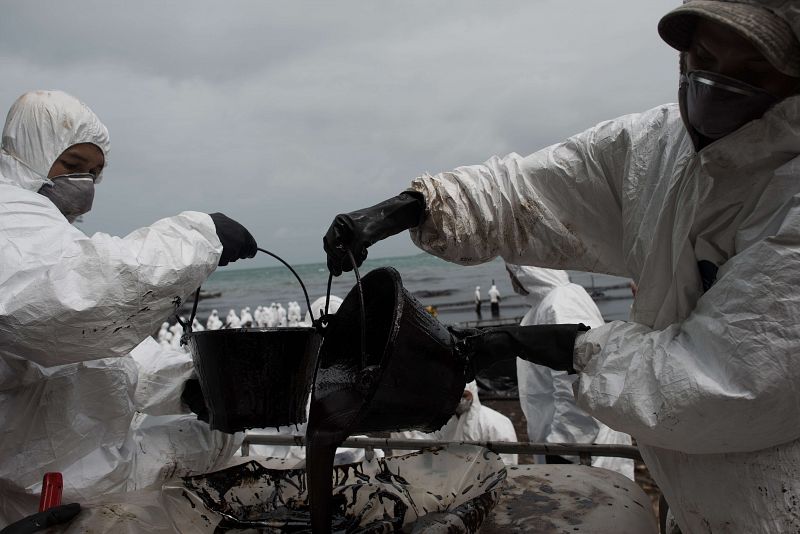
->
[[240, 434, 642, 465]]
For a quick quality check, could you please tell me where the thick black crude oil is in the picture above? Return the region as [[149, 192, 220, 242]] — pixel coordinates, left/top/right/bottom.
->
[[306, 364, 364, 533], [306, 267, 464, 533]]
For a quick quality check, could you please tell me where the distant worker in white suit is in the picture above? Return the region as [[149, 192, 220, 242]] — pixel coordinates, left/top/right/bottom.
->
[[240, 307, 254, 327], [206, 309, 223, 331], [392, 381, 518, 465], [225, 309, 241, 328], [488, 280, 501, 318], [304, 295, 343, 325], [507, 264, 634, 479], [277, 303, 287, 327]]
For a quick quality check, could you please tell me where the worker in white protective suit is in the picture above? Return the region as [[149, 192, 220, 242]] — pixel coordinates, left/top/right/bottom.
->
[[225, 309, 241, 328], [488, 281, 501, 317], [0, 90, 257, 525], [206, 309, 223, 330], [156, 322, 172, 346], [507, 264, 634, 479], [277, 303, 287, 326], [168, 320, 185, 350], [240, 307, 254, 327], [391, 381, 518, 465], [324, 2, 800, 531], [303, 294, 344, 325]]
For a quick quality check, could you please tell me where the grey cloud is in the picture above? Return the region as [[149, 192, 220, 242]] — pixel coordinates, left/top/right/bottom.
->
[[1, 0, 678, 264]]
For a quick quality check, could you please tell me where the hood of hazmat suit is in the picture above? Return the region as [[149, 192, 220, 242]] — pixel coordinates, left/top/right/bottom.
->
[[0, 90, 110, 191], [0, 90, 227, 524], [407, 63, 800, 530], [304, 294, 343, 325], [393, 381, 519, 465], [507, 264, 633, 479]]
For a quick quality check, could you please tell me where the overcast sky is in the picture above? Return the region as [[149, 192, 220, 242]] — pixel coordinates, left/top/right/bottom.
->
[[1, 0, 678, 266]]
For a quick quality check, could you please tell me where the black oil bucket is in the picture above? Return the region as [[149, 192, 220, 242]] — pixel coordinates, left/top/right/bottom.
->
[[186, 326, 320, 433], [311, 267, 465, 435], [183, 248, 321, 434]]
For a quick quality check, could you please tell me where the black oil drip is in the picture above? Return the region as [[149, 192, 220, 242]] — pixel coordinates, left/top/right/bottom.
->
[[307, 365, 364, 533]]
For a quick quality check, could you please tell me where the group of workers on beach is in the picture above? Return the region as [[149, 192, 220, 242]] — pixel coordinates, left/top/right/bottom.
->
[[2, 1, 800, 532], [473, 281, 502, 318]]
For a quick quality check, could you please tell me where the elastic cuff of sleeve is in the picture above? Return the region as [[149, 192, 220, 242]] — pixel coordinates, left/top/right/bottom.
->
[[573, 332, 601, 373]]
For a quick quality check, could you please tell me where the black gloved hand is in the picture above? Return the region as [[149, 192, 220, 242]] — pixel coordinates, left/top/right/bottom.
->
[[0, 503, 81, 534], [450, 324, 590, 382], [323, 191, 425, 276], [209, 212, 258, 266], [181, 378, 210, 423]]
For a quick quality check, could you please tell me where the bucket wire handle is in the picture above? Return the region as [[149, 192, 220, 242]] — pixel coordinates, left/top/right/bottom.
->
[[179, 247, 313, 342], [346, 250, 367, 370], [324, 273, 333, 317], [177, 287, 201, 344], [322, 251, 366, 368], [257, 247, 313, 318]]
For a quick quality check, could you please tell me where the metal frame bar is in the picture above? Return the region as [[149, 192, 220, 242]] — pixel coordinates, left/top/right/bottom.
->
[[240, 434, 643, 462]]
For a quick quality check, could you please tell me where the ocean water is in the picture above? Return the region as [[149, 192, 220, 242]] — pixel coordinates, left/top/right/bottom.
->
[[184, 254, 633, 326]]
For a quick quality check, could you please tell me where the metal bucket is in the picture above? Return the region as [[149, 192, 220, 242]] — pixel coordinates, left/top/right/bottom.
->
[[186, 326, 320, 433], [183, 248, 321, 434]]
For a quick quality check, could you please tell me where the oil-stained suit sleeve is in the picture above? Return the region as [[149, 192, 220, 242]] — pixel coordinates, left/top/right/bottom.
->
[[0, 186, 222, 368], [408, 104, 800, 455], [574, 204, 800, 454], [408, 111, 643, 277]]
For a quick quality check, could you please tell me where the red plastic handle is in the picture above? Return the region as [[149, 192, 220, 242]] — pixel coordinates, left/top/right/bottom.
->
[[38, 472, 63, 512]]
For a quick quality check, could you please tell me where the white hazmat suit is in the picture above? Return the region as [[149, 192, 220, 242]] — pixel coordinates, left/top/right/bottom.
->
[[277, 303, 287, 327], [508, 264, 633, 479], [409, 95, 800, 531], [0, 91, 234, 523], [225, 309, 241, 328], [206, 310, 222, 331], [304, 294, 343, 325], [240, 307, 253, 327], [392, 382, 518, 465], [156, 322, 172, 346], [488, 284, 500, 303]]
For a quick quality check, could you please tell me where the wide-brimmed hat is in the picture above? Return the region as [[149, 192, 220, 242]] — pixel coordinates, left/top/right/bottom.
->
[[659, 0, 800, 77]]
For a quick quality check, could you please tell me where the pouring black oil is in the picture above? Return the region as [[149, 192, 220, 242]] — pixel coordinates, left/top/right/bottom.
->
[[184, 248, 469, 531], [306, 265, 466, 532]]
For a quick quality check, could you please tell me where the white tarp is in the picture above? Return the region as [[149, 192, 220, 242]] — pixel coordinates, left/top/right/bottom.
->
[[54, 446, 505, 533], [162, 446, 505, 533]]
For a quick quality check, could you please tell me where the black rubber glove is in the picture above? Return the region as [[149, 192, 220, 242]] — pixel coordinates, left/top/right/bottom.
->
[[181, 379, 210, 423], [450, 324, 590, 382], [0, 503, 81, 534], [209, 212, 258, 266], [323, 191, 425, 276]]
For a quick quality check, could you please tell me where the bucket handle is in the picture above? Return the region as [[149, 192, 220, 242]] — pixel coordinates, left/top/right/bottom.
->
[[323, 250, 367, 369], [179, 247, 314, 335]]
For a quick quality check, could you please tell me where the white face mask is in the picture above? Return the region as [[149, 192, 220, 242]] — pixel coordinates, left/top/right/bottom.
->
[[38, 173, 96, 223]]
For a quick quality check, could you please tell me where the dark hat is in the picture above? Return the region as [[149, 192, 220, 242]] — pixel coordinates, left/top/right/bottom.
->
[[659, 0, 800, 77]]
